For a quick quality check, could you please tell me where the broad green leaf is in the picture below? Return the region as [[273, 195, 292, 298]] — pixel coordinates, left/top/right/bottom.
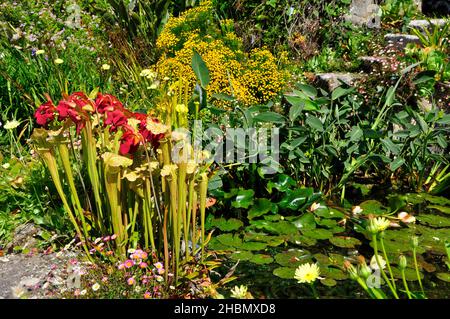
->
[[329, 236, 361, 248], [248, 198, 277, 219], [191, 49, 210, 88], [232, 189, 254, 209], [273, 267, 296, 279], [253, 112, 286, 124], [306, 116, 323, 132], [249, 254, 274, 264]]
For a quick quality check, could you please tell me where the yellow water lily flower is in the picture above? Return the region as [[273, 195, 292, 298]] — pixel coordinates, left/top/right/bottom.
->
[[294, 263, 321, 284], [367, 217, 391, 234]]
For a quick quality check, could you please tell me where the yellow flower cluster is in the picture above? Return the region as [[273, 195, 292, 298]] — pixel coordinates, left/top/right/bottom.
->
[[155, 0, 286, 107]]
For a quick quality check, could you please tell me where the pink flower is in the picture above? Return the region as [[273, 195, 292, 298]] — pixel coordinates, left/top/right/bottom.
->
[[111, 234, 117, 240], [127, 277, 135, 285], [143, 291, 151, 299], [124, 259, 135, 268], [139, 262, 148, 269], [118, 263, 125, 270], [154, 262, 163, 269]]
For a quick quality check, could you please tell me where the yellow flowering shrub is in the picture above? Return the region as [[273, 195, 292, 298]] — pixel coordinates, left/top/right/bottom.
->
[[156, 0, 286, 107]]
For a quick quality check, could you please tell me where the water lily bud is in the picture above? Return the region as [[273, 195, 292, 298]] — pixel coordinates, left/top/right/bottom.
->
[[344, 261, 359, 280], [399, 255, 407, 270]]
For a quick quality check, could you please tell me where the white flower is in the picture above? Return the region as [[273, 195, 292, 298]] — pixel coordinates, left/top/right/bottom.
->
[[4, 120, 20, 130], [352, 206, 363, 215], [230, 285, 248, 299], [367, 217, 391, 234], [101, 63, 110, 70], [398, 212, 416, 224], [309, 202, 321, 212], [80, 289, 87, 295], [92, 283, 100, 291], [2, 163, 10, 169], [370, 255, 386, 270]]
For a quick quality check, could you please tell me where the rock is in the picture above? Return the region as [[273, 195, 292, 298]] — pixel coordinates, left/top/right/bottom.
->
[[359, 56, 389, 73], [315, 73, 365, 91], [384, 33, 421, 50], [5, 223, 40, 252], [345, 0, 381, 28], [408, 19, 449, 32]]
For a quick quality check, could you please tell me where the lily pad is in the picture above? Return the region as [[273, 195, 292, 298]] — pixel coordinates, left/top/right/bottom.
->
[[275, 249, 312, 267], [291, 213, 316, 230], [208, 237, 231, 250], [248, 198, 278, 219], [314, 207, 345, 219], [267, 174, 297, 193], [302, 228, 333, 240], [428, 205, 450, 215], [329, 236, 362, 248], [240, 242, 268, 251], [273, 267, 296, 279], [231, 189, 255, 209], [250, 220, 298, 235], [322, 267, 347, 280], [278, 188, 314, 210], [417, 215, 450, 228], [209, 217, 244, 232], [436, 272, 450, 282], [359, 200, 388, 215], [230, 251, 253, 261], [216, 233, 243, 248], [249, 254, 274, 265], [320, 278, 337, 287], [288, 234, 317, 246], [392, 267, 423, 281]]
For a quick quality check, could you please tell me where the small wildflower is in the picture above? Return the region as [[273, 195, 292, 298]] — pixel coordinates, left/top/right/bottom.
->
[[127, 277, 136, 285], [143, 291, 152, 299], [139, 262, 148, 269], [101, 64, 110, 70], [54, 58, 63, 64], [175, 104, 188, 113], [309, 202, 321, 212], [352, 206, 363, 215], [4, 120, 20, 130], [294, 263, 321, 284], [111, 234, 117, 240], [124, 259, 135, 268], [118, 263, 125, 270], [36, 49, 45, 55], [154, 262, 163, 269], [230, 285, 248, 299], [92, 283, 100, 291], [80, 289, 87, 296]]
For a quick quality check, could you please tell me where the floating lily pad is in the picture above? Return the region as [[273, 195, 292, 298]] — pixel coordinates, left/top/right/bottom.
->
[[330, 226, 346, 234], [240, 242, 267, 251], [359, 200, 388, 215], [322, 267, 347, 280], [288, 234, 317, 246], [264, 214, 283, 222], [230, 251, 253, 261], [231, 189, 254, 209], [392, 267, 423, 281], [328, 253, 345, 266], [320, 278, 337, 287], [436, 272, 450, 282], [250, 220, 298, 235], [302, 228, 333, 240], [292, 213, 316, 230], [216, 233, 243, 248], [428, 205, 450, 215], [317, 219, 338, 228], [208, 237, 231, 250], [278, 188, 314, 210], [249, 254, 274, 265], [313, 253, 331, 265], [275, 249, 312, 267], [417, 215, 450, 228], [329, 236, 362, 248], [314, 207, 345, 219], [273, 267, 296, 279], [208, 217, 244, 232], [248, 198, 278, 219], [267, 174, 297, 193]]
